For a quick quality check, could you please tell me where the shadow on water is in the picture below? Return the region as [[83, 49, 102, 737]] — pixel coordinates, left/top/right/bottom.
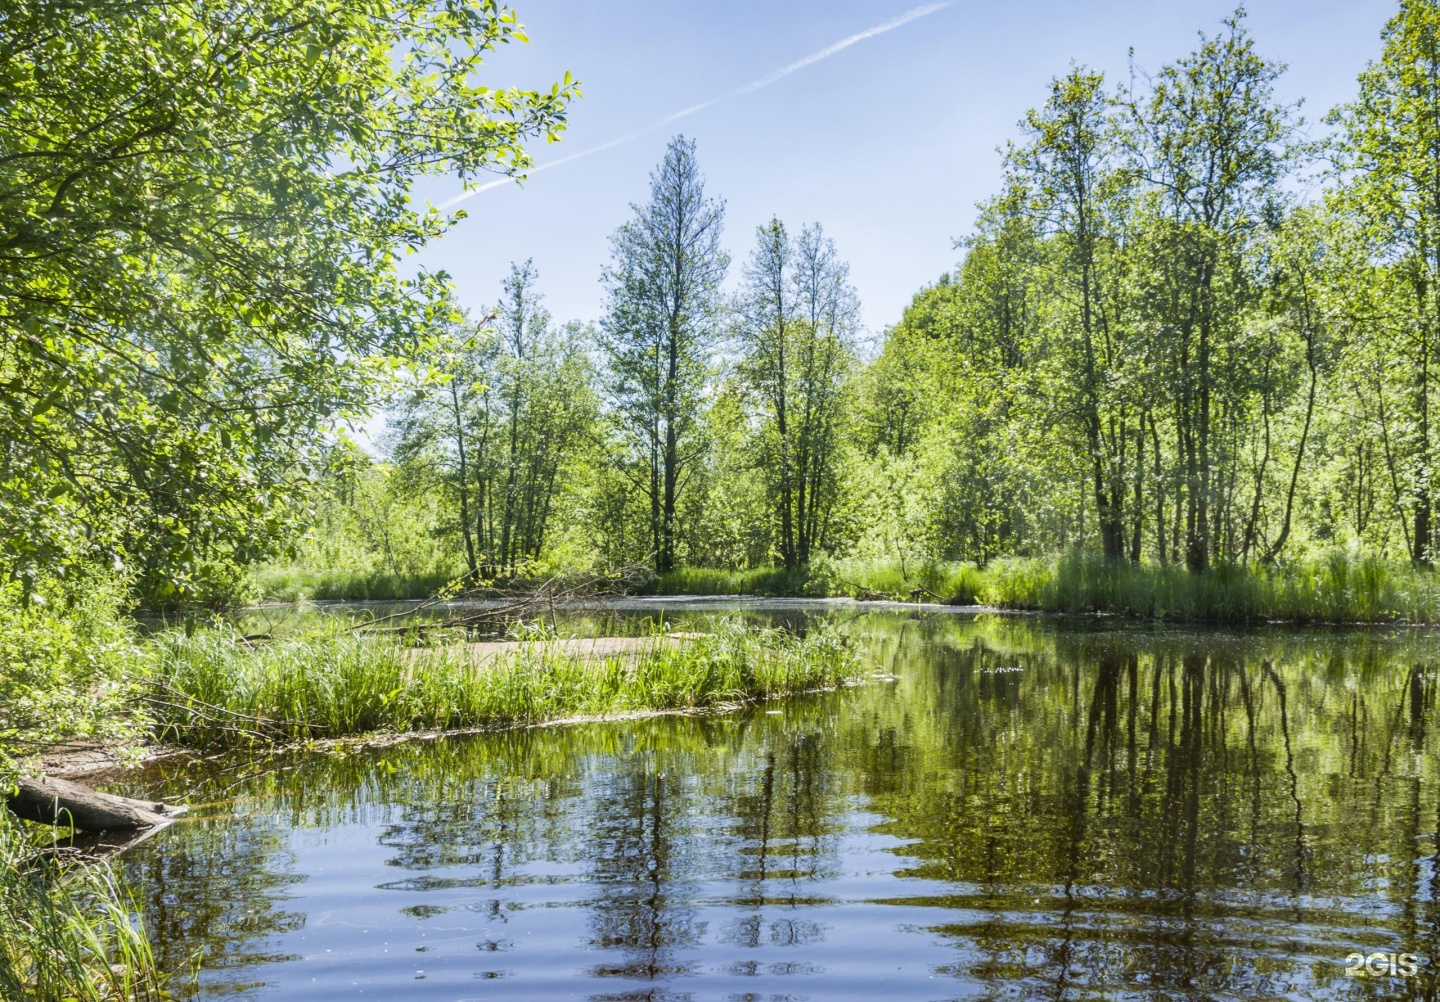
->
[[114, 607, 1440, 999]]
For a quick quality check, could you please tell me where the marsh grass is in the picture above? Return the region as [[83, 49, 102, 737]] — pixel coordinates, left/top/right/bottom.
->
[[981, 551, 1440, 623], [652, 558, 985, 603], [252, 550, 1440, 624], [0, 817, 163, 1001], [145, 619, 869, 751], [652, 552, 1440, 623], [652, 566, 816, 596], [251, 565, 463, 602]]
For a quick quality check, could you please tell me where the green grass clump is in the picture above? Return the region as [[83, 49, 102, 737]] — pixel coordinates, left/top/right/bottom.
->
[[651, 566, 817, 596], [0, 817, 163, 1001], [652, 558, 986, 603], [251, 565, 466, 602], [979, 550, 1440, 623], [144, 620, 868, 751]]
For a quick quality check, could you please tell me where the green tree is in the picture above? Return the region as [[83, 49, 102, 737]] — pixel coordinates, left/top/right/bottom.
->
[[738, 219, 857, 568], [0, 0, 575, 600], [1007, 66, 1134, 560], [857, 290, 946, 460], [1332, 0, 1440, 565], [394, 269, 596, 578], [1124, 10, 1295, 571], [490, 263, 597, 573], [393, 310, 498, 578], [600, 136, 729, 574]]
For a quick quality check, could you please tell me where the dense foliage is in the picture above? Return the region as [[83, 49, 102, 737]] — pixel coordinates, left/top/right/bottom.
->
[[14, 2, 1440, 606], [0, 0, 575, 603], [282, 5, 1440, 594]]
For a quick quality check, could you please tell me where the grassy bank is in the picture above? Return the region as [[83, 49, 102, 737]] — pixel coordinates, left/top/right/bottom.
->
[[248, 557, 983, 604], [1, 610, 864, 993], [250, 551, 1440, 624], [0, 817, 164, 1001], [144, 620, 870, 751], [250, 565, 465, 602], [652, 558, 985, 603], [652, 553, 1440, 624], [979, 551, 1440, 623]]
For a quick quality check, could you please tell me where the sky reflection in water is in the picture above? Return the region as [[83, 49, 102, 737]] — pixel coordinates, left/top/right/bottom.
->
[[119, 606, 1440, 1000]]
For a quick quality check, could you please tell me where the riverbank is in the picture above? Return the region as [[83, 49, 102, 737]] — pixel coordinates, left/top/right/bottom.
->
[[650, 554, 1440, 623], [252, 552, 1440, 625], [143, 620, 868, 751], [2, 607, 867, 999], [0, 813, 165, 1001]]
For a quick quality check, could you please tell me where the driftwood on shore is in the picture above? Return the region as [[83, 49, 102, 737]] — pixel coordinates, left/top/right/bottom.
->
[[7, 775, 186, 832]]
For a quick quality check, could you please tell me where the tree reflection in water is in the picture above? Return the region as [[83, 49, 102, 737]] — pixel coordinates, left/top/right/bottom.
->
[[112, 611, 1440, 1000]]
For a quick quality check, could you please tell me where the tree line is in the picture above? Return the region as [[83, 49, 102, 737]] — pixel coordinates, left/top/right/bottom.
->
[[13, 0, 1440, 605], [329, 2, 1440, 583], [366, 136, 859, 580], [865, 2, 1440, 572]]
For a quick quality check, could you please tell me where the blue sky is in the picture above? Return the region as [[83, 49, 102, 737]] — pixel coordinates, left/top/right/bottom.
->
[[409, 0, 1395, 342]]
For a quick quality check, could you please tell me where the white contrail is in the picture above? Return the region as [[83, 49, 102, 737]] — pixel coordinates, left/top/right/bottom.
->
[[439, 2, 953, 209]]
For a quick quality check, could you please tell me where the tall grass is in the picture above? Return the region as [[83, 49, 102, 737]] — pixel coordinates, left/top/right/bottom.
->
[[982, 550, 1440, 623], [0, 817, 163, 1001], [652, 558, 985, 603], [820, 557, 986, 603], [652, 565, 816, 596], [144, 620, 869, 751], [251, 565, 464, 602], [654, 551, 1440, 623], [253, 550, 1440, 624]]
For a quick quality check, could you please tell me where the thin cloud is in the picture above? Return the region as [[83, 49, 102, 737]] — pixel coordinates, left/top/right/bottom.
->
[[439, 2, 953, 209]]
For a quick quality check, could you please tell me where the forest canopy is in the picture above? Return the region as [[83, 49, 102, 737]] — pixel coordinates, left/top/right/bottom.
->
[[296, 4, 1440, 596], [0, 0, 575, 602], [10, 1, 1440, 607]]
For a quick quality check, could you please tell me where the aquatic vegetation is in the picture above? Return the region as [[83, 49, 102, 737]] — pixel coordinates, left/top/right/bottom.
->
[[0, 817, 163, 1002], [144, 619, 870, 751], [980, 550, 1440, 623], [249, 565, 466, 603]]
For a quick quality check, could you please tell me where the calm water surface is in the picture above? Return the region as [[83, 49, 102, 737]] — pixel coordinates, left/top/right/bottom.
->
[[116, 602, 1440, 999]]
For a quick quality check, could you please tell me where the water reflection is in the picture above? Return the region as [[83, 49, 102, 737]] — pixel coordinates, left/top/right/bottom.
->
[[116, 611, 1440, 999]]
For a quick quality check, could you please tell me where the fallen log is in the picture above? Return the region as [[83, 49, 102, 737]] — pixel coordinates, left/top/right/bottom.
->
[[7, 775, 186, 832]]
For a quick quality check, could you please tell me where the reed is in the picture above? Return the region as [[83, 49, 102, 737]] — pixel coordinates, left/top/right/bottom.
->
[[251, 565, 464, 602], [980, 550, 1440, 623], [144, 619, 869, 751], [0, 817, 164, 1002], [651, 565, 817, 596]]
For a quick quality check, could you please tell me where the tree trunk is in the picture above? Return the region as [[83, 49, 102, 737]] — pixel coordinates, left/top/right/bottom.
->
[[1264, 332, 1318, 564], [1130, 418, 1144, 563], [1415, 334, 1432, 567], [450, 380, 477, 576], [660, 327, 680, 574], [1191, 270, 1213, 574], [8, 775, 186, 832]]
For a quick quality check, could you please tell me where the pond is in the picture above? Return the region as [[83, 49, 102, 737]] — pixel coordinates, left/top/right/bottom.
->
[[116, 601, 1440, 999]]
